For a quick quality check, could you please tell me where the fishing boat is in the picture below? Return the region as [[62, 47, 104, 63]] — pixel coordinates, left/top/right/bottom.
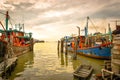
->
[[0, 11, 34, 57], [73, 64, 93, 80], [0, 12, 20, 78], [67, 17, 112, 59]]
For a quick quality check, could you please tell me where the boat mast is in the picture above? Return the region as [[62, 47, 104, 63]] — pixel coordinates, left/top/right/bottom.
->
[[23, 24, 25, 32], [85, 16, 89, 46], [76, 26, 80, 37], [85, 16, 89, 38], [108, 23, 112, 42], [6, 11, 9, 31]]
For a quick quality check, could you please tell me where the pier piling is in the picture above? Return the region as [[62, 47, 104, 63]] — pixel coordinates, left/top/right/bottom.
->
[[61, 39, 64, 53], [73, 37, 77, 60], [101, 34, 120, 80], [57, 40, 60, 52], [111, 34, 120, 74], [65, 39, 68, 55], [57, 40, 60, 58]]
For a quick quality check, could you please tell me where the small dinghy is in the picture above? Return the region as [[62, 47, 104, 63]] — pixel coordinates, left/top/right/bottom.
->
[[73, 64, 93, 80]]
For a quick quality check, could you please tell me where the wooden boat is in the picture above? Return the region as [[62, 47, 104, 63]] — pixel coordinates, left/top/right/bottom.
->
[[66, 17, 112, 59], [0, 11, 34, 57], [73, 64, 93, 80], [0, 38, 18, 77]]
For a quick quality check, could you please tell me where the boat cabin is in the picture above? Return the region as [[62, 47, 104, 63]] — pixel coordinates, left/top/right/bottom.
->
[[0, 29, 32, 46]]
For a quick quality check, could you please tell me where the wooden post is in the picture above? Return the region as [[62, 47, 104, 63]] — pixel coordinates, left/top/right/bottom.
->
[[2, 42, 8, 79], [57, 40, 60, 51], [57, 40, 60, 58], [60, 51, 64, 65], [73, 37, 77, 60], [65, 38, 68, 55], [65, 54, 68, 66], [30, 38, 34, 51], [61, 39, 64, 53], [111, 34, 120, 74]]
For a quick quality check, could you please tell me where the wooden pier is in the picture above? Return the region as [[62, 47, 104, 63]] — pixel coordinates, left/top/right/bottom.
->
[[0, 57, 17, 78], [112, 34, 120, 74], [100, 34, 120, 80]]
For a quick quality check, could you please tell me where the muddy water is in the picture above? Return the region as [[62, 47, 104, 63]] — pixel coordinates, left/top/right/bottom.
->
[[10, 42, 104, 80]]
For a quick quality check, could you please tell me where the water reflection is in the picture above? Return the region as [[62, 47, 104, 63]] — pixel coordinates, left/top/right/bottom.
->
[[59, 52, 68, 67], [65, 55, 68, 67], [9, 42, 104, 80], [57, 43, 104, 80], [9, 51, 34, 80]]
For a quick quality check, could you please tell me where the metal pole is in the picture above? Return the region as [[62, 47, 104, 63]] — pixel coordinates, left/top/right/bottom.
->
[[6, 11, 9, 31], [76, 26, 80, 37], [23, 24, 24, 32]]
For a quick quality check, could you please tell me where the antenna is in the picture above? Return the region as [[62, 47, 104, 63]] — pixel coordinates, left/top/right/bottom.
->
[[22, 14, 25, 32]]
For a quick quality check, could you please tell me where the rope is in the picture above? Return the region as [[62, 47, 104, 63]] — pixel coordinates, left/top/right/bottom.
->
[[89, 18, 98, 32], [0, 21, 6, 31], [0, 11, 16, 29], [9, 15, 17, 29], [9, 19, 14, 29]]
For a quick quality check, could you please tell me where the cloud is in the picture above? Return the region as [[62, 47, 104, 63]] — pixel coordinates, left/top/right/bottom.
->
[[91, 1, 120, 18], [0, 0, 15, 11], [0, 0, 120, 40]]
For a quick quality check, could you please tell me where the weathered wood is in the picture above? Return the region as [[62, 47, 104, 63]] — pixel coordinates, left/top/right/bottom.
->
[[60, 39, 64, 53], [73, 37, 77, 60], [111, 34, 120, 74], [112, 63, 120, 74], [101, 69, 114, 80], [57, 40, 60, 51], [111, 49, 120, 54], [65, 39, 68, 55], [112, 54, 120, 59], [112, 45, 120, 50], [30, 38, 34, 51], [0, 57, 17, 75], [73, 64, 93, 79], [104, 60, 111, 71]]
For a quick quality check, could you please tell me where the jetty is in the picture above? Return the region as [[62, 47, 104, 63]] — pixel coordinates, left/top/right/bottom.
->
[[58, 18, 120, 80], [0, 57, 17, 75], [95, 24, 120, 80]]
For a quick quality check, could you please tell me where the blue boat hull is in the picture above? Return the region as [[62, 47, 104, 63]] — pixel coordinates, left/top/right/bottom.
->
[[68, 47, 111, 59]]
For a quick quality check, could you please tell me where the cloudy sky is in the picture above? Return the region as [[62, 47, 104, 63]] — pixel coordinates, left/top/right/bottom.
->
[[0, 0, 120, 41]]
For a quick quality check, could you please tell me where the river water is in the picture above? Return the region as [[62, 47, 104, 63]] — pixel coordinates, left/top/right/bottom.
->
[[10, 42, 104, 80]]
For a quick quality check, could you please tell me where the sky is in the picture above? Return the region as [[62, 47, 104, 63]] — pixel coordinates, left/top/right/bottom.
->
[[0, 0, 120, 41]]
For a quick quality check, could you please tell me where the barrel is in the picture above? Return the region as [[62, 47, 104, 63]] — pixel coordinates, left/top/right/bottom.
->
[[111, 34, 120, 74]]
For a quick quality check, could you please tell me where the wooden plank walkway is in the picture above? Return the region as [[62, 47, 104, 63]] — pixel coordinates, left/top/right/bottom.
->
[[0, 57, 17, 75]]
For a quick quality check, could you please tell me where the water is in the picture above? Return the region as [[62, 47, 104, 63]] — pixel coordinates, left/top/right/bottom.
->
[[10, 42, 104, 80]]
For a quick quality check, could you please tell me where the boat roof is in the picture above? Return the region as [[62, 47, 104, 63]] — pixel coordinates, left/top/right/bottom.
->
[[0, 29, 32, 35], [17, 36, 30, 39]]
